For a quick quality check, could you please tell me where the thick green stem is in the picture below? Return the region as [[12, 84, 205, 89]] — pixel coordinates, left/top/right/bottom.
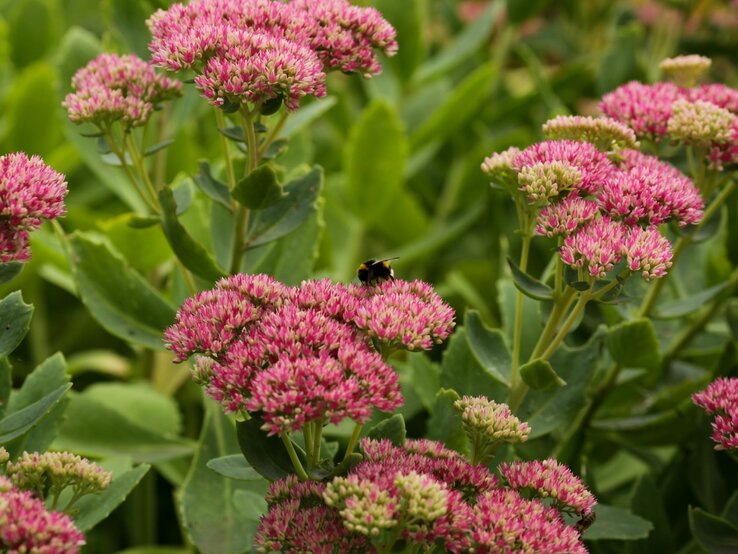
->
[[310, 418, 324, 468], [280, 432, 309, 481], [229, 109, 259, 274], [214, 109, 238, 191], [638, 179, 736, 317], [105, 130, 159, 213], [259, 110, 289, 157], [511, 233, 532, 385], [125, 133, 160, 208], [539, 294, 590, 360]]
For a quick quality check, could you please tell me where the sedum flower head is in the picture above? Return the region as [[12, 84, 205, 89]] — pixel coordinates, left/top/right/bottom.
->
[[514, 140, 617, 195], [291, 0, 398, 77], [559, 216, 626, 279], [500, 458, 597, 516], [667, 98, 736, 144], [351, 279, 456, 351], [471, 488, 587, 554], [689, 83, 738, 114], [481, 146, 521, 193], [64, 53, 180, 128], [622, 226, 673, 281], [536, 194, 599, 238], [542, 115, 639, 152], [693, 377, 738, 450], [660, 54, 712, 87], [517, 161, 582, 205], [0, 483, 85, 553], [599, 81, 684, 140], [394, 471, 448, 524], [0, 152, 67, 263], [0, 448, 7, 466], [454, 395, 530, 454], [6, 452, 112, 502], [324, 475, 397, 536]]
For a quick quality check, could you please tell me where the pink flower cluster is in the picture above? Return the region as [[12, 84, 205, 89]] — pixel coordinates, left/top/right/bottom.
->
[[0, 152, 67, 263], [0, 477, 84, 553], [600, 73, 738, 169], [63, 53, 181, 128], [692, 377, 738, 450], [499, 140, 700, 280], [256, 438, 593, 553], [165, 274, 455, 435], [147, 0, 396, 110]]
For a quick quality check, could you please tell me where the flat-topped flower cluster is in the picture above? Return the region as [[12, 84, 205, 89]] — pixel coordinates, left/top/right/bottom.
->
[[0, 152, 67, 263], [165, 274, 455, 436], [693, 377, 738, 451], [483, 124, 702, 280], [257, 436, 595, 553], [147, 0, 397, 110], [600, 55, 738, 170]]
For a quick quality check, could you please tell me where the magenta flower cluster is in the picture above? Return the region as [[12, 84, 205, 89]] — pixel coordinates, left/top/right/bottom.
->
[[692, 377, 738, 450], [601, 79, 738, 169], [147, 0, 397, 110], [165, 274, 455, 436], [256, 438, 593, 553], [497, 138, 703, 280], [63, 53, 181, 129], [0, 477, 84, 553], [0, 152, 67, 263]]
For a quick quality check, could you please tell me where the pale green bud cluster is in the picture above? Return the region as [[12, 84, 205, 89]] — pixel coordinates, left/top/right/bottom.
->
[[481, 147, 521, 193], [324, 476, 396, 536], [518, 161, 582, 205], [394, 471, 448, 523], [668, 99, 735, 144], [0, 447, 8, 467], [660, 55, 711, 87], [6, 451, 112, 504], [542, 115, 639, 153]]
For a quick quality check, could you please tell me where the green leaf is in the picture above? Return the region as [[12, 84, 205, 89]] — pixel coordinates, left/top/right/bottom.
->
[[584, 504, 653, 540], [0, 291, 33, 358], [0, 383, 70, 444], [345, 100, 407, 225], [232, 164, 286, 210], [689, 508, 738, 554], [52, 393, 194, 463], [247, 166, 323, 248], [127, 215, 161, 229], [723, 492, 738, 528], [82, 382, 182, 437], [144, 139, 175, 157], [192, 160, 232, 210], [73, 463, 151, 532], [410, 62, 498, 151], [180, 401, 268, 554], [507, 257, 554, 301], [413, 1, 502, 83], [67, 232, 176, 350], [0, 359, 10, 420], [206, 455, 262, 481], [8, 0, 60, 68], [591, 400, 699, 446], [236, 415, 300, 481], [117, 548, 188, 554], [464, 310, 512, 387], [652, 281, 731, 319], [159, 187, 226, 282], [372, 0, 423, 80], [627, 474, 674, 553], [279, 97, 337, 138], [366, 414, 406, 446], [441, 328, 508, 402], [0, 262, 23, 284], [520, 358, 566, 390], [426, 388, 466, 454], [232, 489, 268, 521], [606, 318, 661, 372]]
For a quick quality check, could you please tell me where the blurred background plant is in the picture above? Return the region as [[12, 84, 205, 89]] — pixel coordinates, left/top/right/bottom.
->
[[1, 0, 737, 552]]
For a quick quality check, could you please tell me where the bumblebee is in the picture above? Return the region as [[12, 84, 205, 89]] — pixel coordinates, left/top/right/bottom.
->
[[357, 258, 398, 285]]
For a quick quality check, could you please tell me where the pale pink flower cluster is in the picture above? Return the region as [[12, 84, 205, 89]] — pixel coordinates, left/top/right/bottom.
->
[[63, 53, 180, 128], [165, 274, 455, 435], [536, 195, 599, 237], [692, 377, 738, 450], [599, 69, 738, 169], [500, 458, 597, 516], [147, 0, 396, 110], [256, 438, 593, 553], [0, 477, 84, 553], [542, 115, 639, 152], [0, 152, 67, 263]]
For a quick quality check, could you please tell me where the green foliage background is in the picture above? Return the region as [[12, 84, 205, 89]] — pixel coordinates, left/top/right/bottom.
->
[[1, 0, 738, 552]]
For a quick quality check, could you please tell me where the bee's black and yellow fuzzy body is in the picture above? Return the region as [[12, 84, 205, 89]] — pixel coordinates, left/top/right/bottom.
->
[[357, 258, 397, 285]]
